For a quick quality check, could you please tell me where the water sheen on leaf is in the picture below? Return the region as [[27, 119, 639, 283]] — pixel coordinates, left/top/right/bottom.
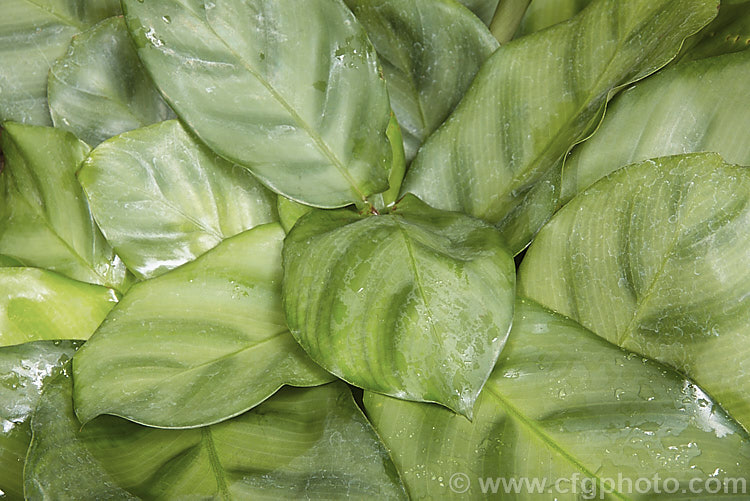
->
[[48, 16, 175, 146], [282, 194, 515, 417], [365, 299, 750, 500], [520, 153, 750, 432], [73, 223, 333, 428], [79, 120, 278, 280], [122, 0, 393, 208], [27, 376, 408, 500]]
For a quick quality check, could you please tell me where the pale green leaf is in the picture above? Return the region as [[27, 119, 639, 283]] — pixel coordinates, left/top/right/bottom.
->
[[74, 223, 333, 428], [344, 0, 498, 162], [27, 376, 408, 500], [277, 197, 313, 233], [516, 0, 592, 37], [561, 51, 750, 204], [0, 268, 117, 347], [520, 153, 750, 432], [282, 194, 515, 416], [366, 299, 750, 499], [0, 123, 131, 291], [0, 0, 121, 125], [122, 0, 392, 208], [371, 114, 407, 210], [0, 341, 80, 500], [401, 0, 717, 254], [48, 16, 175, 146], [79, 120, 278, 280]]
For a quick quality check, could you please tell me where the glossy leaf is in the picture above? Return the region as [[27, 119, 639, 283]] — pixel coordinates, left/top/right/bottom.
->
[[0, 341, 80, 499], [679, 0, 750, 61], [520, 153, 750, 432], [27, 377, 408, 500], [456, 0, 500, 25], [366, 299, 750, 499], [0, 123, 130, 291], [0, 268, 117, 347], [401, 0, 717, 254], [561, 51, 750, 204], [345, 0, 498, 162], [516, 0, 592, 37], [48, 17, 175, 146], [122, 0, 392, 208], [79, 120, 278, 280], [0, 0, 121, 125], [283, 195, 515, 416], [74, 223, 333, 428]]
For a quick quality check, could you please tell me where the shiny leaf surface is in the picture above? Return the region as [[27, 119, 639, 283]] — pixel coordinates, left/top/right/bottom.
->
[[79, 120, 278, 280], [283, 195, 515, 416], [74, 223, 333, 428]]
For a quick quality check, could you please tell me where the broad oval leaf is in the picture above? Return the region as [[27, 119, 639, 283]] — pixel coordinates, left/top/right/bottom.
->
[[345, 0, 499, 162], [561, 50, 750, 204], [0, 341, 80, 499], [122, 0, 392, 208], [365, 299, 750, 499], [27, 376, 408, 500], [79, 120, 278, 280], [0, 268, 117, 347], [516, 0, 592, 37], [282, 194, 515, 417], [0, 123, 130, 291], [74, 223, 333, 428], [520, 153, 750, 432], [0, 0, 121, 125], [48, 16, 175, 146], [401, 0, 717, 254]]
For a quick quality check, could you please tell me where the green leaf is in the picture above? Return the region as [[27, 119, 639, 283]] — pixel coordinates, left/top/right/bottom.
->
[[520, 153, 750, 432], [48, 16, 175, 146], [401, 0, 718, 254], [0, 268, 117, 347], [282, 194, 515, 416], [561, 51, 750, 205], [0, 0, 121, 125], [277, 197, 313, 233], [365, 298, 750, 499], [74, 223, 333, 428], [679, 0, 750, 61], [344, 0, 498, 162], [122, 0, 392, 208], [0, 123, 131, 291], [456, 0, 500, 25], [516, 0, 593, 37], [488, 0, 531, 44], [27, 375, 408, 500], [79, 120, 278, 280], [0, 341, 80, 499], [371, 114, 407, 210], [0, 255, 22, 267]]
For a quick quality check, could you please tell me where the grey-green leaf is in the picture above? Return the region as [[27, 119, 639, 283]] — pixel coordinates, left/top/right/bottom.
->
[[79, 120, 278, 280], [0, 341, 80, 499], [48, 16, 175, 146], [401, 0, 717, 254], [0, 268, 117, 347], [0, 0, 121, 125], [561, 50, 750, 205], [73, 223, 333, 428], [520, 153, 750, 433], [0, 123, 131, 291], [27, 376, 408, 500], [516, 0, 593, 37], [365, 299, 750, 500], [283, 194, 515, 417], [122, 0, 392, 208], [345, 0, 499, 162]]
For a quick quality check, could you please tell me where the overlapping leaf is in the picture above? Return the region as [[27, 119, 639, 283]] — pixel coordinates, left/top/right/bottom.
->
[[122, 0, 393, 208], [401, 0, 717, 254], [74, 224, 333, 428], [0, 123, 130, 291], [520, 153, 750, 432], [456, 0, 500, 25], [366, 299, 750, 499], [516, 0, 592, 37], [345, 0, 498, 162], [283, 195, 515, 416], [0, 0, 121, 125], [79, 120, 278, 280], [48, 17, 175, 146], [27, 377, 408, 500], [679, 0, 750, 61]]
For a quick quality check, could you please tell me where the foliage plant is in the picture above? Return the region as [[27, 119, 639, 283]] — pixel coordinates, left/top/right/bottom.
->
[[1, 0, 750, 498]]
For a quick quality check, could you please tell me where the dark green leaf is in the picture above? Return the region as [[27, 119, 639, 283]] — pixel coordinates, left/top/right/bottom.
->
[[679, 0, 750, 61]]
